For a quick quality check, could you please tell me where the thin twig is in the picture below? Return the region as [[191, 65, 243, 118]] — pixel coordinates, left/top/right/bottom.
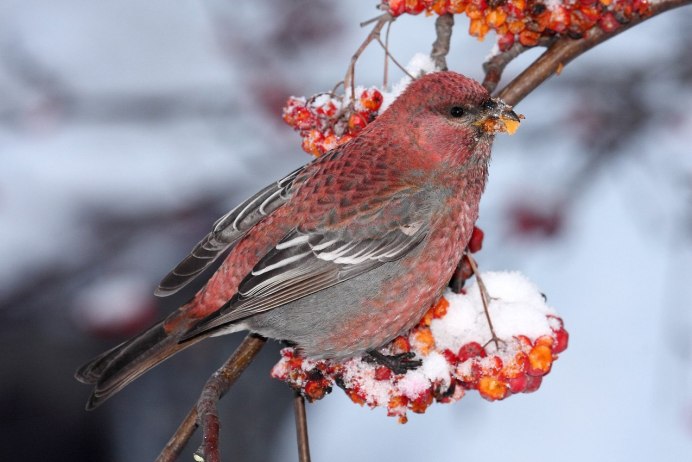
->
[[156, 334, 267, 462], [497, 0, 691, 106], [293, 393, 311, 462], [430, 13, 455, 71], [464, 252, 502, 351], [383, 20, 392, 88], [375, 37, 414, 79], [344, 13, 393, 106]]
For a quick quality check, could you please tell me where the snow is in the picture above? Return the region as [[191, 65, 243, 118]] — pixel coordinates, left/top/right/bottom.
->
[[432, 272, 556, 352], [380, 52, 438, 113]]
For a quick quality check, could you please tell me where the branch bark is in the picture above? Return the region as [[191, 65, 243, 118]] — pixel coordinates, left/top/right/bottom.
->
[[430, 14, 455, 71], [156, 334, 266, 462], [497, 0, 692, 106], [293, 393, 311, 462]]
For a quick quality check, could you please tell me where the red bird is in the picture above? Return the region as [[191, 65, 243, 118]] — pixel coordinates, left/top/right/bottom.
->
[[76, 71, 519, 409]]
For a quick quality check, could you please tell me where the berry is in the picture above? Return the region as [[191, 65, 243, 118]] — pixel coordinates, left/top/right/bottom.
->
[[467, 226, 484, 253], [348, 112, 369, 134], [458, 341, 487, 363], [375, 366, 393, 381], [553, 327, 569, 354], [360, 88, 383, 111], [478, 376, 509, 401], [528, 344, 553, 376]]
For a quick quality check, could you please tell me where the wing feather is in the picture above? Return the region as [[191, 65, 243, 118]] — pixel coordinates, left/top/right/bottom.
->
[[155, 167, 302, 297]]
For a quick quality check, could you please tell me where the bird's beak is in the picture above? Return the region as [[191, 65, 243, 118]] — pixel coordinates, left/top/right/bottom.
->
[[474, 98, 523, 135]]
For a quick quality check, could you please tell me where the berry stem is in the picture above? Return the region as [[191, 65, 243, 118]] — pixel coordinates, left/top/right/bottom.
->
[[465, 252, 502, 352], [344, 13, 393, 107]]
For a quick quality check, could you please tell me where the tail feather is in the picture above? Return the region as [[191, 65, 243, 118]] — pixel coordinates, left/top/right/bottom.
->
[[76, 320, 203, 410]]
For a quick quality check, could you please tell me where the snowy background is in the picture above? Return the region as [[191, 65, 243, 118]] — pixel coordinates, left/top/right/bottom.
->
[[1, 1, 691, 461]]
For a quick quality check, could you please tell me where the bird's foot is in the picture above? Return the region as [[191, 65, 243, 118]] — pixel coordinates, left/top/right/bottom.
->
[[366, 350, 422, 375]]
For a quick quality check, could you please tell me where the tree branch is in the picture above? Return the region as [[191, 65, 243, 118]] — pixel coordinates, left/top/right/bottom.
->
[[430, 14, 455, 71], [293, 393, 311, 462], [156, 334, 267, 462], [344, 13, 393, 105], [497, 0, 692, 106]]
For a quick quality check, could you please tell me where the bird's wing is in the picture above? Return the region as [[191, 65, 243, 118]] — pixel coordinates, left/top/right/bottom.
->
[[182, 189, 433, 339], [155, 167, 302, 297]]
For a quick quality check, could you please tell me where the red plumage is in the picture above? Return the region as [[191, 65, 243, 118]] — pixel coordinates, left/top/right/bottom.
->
[[76, 71, 519, 409]]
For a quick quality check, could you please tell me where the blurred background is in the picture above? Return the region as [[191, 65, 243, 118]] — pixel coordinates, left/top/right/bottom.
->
[[1, 1, 691, 461]]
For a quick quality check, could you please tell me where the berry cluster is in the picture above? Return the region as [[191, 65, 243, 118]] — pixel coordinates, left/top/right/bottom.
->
[[282, 88, 384, 157], [271, 268, 569, 423], [386, 0, 652, 49]]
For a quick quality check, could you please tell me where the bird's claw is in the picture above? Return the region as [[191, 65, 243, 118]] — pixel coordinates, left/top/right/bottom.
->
[[366, 350, 422, 374]]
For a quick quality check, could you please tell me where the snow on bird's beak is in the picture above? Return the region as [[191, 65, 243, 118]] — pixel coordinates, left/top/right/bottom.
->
[[475, 98, 523, 135]]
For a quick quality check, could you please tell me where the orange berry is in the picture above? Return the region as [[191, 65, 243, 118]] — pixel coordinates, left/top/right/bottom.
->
[[346, 388, 367, 405], [465, 4, 483, 20], [430, 0, 450, 15], [432, 296, 449, 319], [304, 380, 329, 401], [478, 376, 509, 401], [535, 335, 554, 349], [528, 344, 553, 376], [502, 351, 529, 379], [518, 29, 540, 47], [410, 389, 434, 413], [347, 112, 368, 134], [391, 336, 411, 354], [412, 326, 435, 355], [336, 134, 353, 146], [469, 18, 490, 40], [449, 0, 467, 14], [301, 129, 324, 157], [508, 20, 525, 34], [486, 8, 507, 28], [360, 88, 383, 111]]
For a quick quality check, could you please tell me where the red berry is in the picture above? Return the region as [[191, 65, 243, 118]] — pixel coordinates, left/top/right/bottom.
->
[[443, 349, 458, 365], [553, 327, 569, 353], [598, 12, 620, 32], [360, 88, 383, 112], [467, 226, 484, 253], [388, 0, 406, 16], [507, 374, 528, 393], [375, 366, 392, 381], [524, 374, 543, 393], [497, 33, 515, 52], [457, 342, 486, 363], [404, 0, 425, 15], [348, 112, 368, 134]]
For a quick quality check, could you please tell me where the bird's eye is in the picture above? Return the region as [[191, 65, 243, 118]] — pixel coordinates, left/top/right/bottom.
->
[[449, 106, 464, 118]]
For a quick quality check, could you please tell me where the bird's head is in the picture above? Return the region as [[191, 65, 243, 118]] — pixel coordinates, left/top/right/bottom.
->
[[383, 71, 521, 169]]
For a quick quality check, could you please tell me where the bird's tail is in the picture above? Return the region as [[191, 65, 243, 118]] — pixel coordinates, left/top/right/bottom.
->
[[75, 313, 203, 410]]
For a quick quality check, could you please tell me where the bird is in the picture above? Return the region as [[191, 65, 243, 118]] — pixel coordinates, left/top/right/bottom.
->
[[76, 71, 520, 410]]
